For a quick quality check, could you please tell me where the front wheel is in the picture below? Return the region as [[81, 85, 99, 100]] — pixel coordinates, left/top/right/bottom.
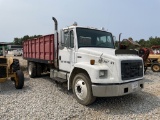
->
[[12, 59, 20, 72], [151, 63, 160, 72], [72, 73, 96, 105], [15, 70, 24, 89]]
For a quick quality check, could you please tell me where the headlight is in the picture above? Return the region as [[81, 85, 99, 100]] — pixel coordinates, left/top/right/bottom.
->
[[99, 70, 107, 78]]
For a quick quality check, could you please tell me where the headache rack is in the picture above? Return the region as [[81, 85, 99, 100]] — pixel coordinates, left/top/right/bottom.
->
[[121, 60, 143, 80]]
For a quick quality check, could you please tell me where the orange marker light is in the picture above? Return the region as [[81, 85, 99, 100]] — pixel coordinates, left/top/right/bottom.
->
[[90, 60, 95, 65]]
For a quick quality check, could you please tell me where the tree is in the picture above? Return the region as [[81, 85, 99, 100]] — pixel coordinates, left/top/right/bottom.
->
[[14, 38, 20, 45], [13, 35, 42, 45], [138, 39, 146, 47]]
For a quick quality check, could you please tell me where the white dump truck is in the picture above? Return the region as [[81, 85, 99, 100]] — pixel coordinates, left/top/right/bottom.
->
[[23, 17, 144, 105]]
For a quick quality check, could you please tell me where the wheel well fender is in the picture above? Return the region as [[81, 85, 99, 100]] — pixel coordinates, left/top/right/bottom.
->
[[8, 57, 13, 68], [68, 67, 90, 90]]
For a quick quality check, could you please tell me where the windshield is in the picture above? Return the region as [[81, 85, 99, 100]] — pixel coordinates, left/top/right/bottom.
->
[[76, 28, 114, 48]]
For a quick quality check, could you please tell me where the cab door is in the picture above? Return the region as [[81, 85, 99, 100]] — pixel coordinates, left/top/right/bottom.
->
[[59, 30, 75, 72]]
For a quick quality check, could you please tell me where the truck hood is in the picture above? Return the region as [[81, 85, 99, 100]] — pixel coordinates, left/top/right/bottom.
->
[[78, 47, 141, 61], [78, 48, 115, 56]]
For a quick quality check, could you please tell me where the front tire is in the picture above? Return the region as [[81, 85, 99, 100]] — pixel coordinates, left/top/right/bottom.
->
[[12, 59, 20, 72], [15, 70, 24, 89], [11, 59, 20, 80], [72, 73, 96, 105], [151, 63, 160, 72]]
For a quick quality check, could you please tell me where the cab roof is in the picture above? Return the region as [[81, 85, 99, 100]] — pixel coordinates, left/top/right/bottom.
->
[[63, 26, 109, 32]]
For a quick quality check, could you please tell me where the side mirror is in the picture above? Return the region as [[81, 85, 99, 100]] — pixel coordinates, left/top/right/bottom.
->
[[113, 36, 116, 47], [59, 29, 64, 45], [113, 36, 116, 42]]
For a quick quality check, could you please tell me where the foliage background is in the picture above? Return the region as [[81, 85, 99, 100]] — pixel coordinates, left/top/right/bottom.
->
[[13, 35, 42, 45], [12, 35, 160, 49]]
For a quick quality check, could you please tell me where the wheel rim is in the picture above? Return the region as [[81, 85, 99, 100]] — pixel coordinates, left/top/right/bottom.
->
[[28, 65, 32, 75], [75, 79, 87, 100], [153, 65, 160, 71]]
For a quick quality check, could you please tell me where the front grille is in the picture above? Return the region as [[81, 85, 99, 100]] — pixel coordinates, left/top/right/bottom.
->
[[0, 58, 7, 64], [121, 60, 143, 80], [0, 66, 7, 78]]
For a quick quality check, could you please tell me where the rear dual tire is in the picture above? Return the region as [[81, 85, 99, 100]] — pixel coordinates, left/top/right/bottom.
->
[[36, 63, 42, 77], [28, 62, 36, 78], [28, 62, 42, 78]]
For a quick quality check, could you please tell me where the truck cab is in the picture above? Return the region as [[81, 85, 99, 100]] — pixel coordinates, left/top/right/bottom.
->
[[59, 27, 115, 70]]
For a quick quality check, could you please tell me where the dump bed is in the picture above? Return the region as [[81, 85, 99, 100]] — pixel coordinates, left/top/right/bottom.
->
[[23, 34, 54, 63]]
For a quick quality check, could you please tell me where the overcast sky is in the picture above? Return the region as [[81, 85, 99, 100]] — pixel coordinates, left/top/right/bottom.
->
[[0, 0, 160, 42]]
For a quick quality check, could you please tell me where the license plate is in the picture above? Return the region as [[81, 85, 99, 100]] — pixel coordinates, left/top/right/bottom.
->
[[132, 82, 138, 89]]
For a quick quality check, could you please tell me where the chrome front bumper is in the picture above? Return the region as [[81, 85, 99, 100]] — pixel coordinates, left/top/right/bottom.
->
[[92, 79, 144, 97]]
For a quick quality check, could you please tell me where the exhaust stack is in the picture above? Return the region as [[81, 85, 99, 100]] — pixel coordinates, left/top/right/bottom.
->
[[118, 33, 122, 49], [52, 17, 58, 69]]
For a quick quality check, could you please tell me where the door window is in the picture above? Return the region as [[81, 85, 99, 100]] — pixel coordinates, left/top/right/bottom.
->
[[63, 30, 74, 48]]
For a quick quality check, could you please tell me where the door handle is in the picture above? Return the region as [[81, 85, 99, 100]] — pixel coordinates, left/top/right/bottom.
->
[[59, 56, 61, 60]]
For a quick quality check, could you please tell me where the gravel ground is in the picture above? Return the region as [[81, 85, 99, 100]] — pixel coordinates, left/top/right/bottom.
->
[[0, 56, 160, 120]]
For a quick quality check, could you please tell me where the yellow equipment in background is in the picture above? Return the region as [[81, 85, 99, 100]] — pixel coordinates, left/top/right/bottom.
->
[[0, 42, 24, 89]]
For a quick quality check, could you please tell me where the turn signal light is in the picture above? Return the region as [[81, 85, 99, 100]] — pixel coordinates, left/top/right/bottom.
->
[[90, 60, 95, 65]]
